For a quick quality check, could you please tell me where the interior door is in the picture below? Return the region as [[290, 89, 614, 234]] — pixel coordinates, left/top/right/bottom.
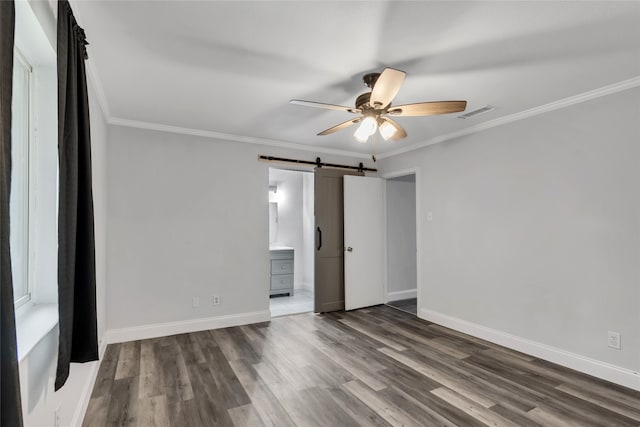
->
[[344, 176, 385, 311], [314, 168, 363, 313]]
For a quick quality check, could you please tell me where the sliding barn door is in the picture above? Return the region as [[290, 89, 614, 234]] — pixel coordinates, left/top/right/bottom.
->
[[314, 168, 363, 313], [344, 176, 385, 310]]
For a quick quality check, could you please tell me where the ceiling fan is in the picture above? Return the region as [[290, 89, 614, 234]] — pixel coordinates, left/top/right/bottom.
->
[[290, 68, 467, 144]]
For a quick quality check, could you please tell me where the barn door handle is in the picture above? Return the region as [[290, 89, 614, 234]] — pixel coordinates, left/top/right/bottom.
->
[[316, 227, 322, 251]]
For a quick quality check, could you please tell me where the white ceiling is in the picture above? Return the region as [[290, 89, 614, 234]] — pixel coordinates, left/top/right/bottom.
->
[[73, 1, 640, 158]]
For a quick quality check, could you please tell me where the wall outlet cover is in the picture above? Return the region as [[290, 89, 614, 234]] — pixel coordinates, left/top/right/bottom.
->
[[607, 331, 621, 350]]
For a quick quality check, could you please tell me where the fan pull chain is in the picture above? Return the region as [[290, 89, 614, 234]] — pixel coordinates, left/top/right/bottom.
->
[[371, 133, 377, 162]]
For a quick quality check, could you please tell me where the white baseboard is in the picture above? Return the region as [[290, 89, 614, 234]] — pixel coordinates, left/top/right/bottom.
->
[[71, 339, 108, 427], [419, 308, 640, 392], [103, 310, 271, 344], [387, 289, 417, 302]]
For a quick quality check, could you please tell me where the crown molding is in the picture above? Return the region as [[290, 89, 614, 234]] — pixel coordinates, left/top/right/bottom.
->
[[83, 26, 639, 164], [108, 117, 372, 160], [377, 76, 640, 160]]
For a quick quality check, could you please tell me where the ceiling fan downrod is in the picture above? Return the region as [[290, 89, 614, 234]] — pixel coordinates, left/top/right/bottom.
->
[[362, 72, 381, 89]]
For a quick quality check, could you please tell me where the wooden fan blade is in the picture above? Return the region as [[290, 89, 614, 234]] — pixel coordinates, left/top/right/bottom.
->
[[380, 117, 407, 141], [317, 118, 362, 136], [388, 101, 467, 117], [290, 99, 360, 114], [370, 68, 406, 108]]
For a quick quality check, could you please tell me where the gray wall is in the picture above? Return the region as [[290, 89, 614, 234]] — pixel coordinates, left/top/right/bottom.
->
[[380, 87, 640, 373], [107, 127, 369, 329], [386, 175, 417, 298], [91, 79, 109, 343]]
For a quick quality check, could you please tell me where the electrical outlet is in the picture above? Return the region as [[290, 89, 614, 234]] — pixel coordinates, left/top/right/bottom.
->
[[192, 296, 200, 308], [54, 407, 60, 427], [427, 211, 433, 221], [212, 295, 221, 306], [608, 331, 621, 350]]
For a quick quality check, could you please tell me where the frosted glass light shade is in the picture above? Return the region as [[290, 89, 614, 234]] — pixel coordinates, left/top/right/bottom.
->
[[379, 121, 397, 140], [360, 116, 377, 135], [353, 116, 378, 143], [353, 128, 369, 143]]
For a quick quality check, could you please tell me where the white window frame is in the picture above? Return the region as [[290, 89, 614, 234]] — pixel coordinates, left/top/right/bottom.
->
[[12, 48, 35, 309]]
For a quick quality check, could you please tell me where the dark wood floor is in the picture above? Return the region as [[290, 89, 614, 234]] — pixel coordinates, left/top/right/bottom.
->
[[84, 305, 640, 427], [387, 298, 418, 315]]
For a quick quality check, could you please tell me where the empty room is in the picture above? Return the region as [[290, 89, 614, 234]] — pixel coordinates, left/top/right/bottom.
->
[[2, 1, 639, 426]]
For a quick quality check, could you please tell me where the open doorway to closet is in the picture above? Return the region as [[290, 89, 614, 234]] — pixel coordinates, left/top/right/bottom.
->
[[268, 168, 315, 317], [385, 173, 418, 315]]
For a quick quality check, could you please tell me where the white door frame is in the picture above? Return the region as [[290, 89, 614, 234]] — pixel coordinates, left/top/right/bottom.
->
[[381, 168, 421, 314]]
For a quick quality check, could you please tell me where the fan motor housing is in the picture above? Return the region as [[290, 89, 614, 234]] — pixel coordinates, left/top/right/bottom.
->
[[355, 92, 372, 110]]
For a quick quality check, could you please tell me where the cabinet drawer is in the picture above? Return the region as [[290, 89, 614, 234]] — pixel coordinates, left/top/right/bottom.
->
[[270, 249, 294, 260], [270, 274, 293, 290], [271, 259, 293, 275]]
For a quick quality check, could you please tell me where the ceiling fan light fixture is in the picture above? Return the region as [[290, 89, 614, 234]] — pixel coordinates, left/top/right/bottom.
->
[[353, 126, 370, 143], [378, 121, 397, 140], [289, 68, 467, 146], [361, 116, 378, 136], [353, 116, 378, 143]]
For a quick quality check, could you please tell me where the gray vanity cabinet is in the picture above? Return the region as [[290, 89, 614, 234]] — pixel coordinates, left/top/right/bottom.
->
[[270, 249, 294, 296]]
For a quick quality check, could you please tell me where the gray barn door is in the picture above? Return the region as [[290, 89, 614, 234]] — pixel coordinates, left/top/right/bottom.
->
[[314, 168, 363, 313]]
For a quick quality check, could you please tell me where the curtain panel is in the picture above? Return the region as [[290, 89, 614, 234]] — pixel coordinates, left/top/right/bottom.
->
[[1, 1, 24, 425], [55, 0, 99, 390]]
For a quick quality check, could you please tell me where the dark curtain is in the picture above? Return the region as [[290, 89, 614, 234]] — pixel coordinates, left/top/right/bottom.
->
[[55, 0, 98, 390], [1, 1, 24, 425]]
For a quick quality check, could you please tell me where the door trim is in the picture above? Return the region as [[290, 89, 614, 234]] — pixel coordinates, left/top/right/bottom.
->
[[381, 168, 421, 314]]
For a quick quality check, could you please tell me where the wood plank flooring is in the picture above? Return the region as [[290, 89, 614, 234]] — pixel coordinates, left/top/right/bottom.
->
[[84, 305, 640, 427], [386, 298, 418, 315]]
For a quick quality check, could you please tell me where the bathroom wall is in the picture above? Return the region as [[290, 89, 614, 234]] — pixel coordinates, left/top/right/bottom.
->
[[269, 168, 304, 289], [268, 168, 315, 291], [301, 173, 315, 291]]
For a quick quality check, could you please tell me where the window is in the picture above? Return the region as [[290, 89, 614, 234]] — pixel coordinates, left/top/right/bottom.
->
[[10, 50, 32, 308], [12, 0, 60, 361]]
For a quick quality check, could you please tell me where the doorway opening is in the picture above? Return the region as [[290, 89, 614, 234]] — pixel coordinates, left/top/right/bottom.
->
[[385, 173, 417, 315], [268, 168, 315, 317]]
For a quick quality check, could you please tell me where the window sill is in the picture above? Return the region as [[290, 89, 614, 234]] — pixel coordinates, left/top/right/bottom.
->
[[15, 303, 58, 362]]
